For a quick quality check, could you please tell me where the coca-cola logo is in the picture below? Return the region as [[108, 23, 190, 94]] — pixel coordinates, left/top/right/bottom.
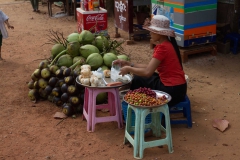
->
[[86, 14, 105, 21]]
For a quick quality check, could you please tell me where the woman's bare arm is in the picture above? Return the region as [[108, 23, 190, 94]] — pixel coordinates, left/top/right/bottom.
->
[[119, 58, 160, 77]]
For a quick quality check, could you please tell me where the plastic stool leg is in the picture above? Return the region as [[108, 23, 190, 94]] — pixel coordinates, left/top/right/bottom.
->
[[124, 105, 132, 144], [139, 108, 147, 159], [108, 92, 115, 116], [82, 88, 87, 120], [185, 104, 192, 128], [116, 88, 124, 126], [233, 39, 239, 54], [111, 89, 123, 129], [114, 95, 123, 129], [133, 108, 141, 159], [151, 112, 161, 137], [86, 88, 93, 132], [163, 105, 174, 153], [183, 96, 192, 128], [91, 89, 99, 132], [183, 106, 187, 117]]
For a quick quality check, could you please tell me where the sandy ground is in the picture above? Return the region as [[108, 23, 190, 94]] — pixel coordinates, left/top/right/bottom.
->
[[1, 1, 240, 160]]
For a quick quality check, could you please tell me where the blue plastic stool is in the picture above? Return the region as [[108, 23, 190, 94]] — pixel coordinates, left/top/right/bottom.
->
[[124, 103, 173, 159], [169, 95, 192, 128], [223, 33, 240, 55]]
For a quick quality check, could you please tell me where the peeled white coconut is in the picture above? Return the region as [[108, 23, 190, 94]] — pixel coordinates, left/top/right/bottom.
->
[[80, 78, 90, 86], [90, 75, 99, 87], [81, 68, 91, 77], [81, 64, 91, 70], [103, 70, 111, 78]]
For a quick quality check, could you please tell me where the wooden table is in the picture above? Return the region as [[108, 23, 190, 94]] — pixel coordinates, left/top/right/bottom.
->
[[71, 0, 81, 21], [114, 0, 151, 44], [179, 44, 217, 63], [66, 0, 70, 16], [47, 0, 71, 17]]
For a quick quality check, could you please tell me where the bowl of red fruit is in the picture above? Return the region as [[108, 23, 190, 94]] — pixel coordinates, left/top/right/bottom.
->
[[123, 87, 171, 108]]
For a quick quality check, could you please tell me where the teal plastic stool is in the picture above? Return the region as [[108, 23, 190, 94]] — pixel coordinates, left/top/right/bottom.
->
[[124, 104, 173, 159]]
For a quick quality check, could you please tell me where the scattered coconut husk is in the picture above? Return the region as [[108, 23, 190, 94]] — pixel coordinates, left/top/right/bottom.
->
[[53, 112, 67, 119]]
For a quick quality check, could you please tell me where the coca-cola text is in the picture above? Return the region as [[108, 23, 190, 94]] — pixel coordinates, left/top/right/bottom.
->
[[86, 14, 105, 21]]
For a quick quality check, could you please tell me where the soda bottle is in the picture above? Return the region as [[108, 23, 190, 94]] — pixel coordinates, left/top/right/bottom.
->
[[84, 0, 89, 11], [99, 0, 105, 8], [92, 0, 100, 11], [81, 1, 84, 10], [88, 0, 93, 11]]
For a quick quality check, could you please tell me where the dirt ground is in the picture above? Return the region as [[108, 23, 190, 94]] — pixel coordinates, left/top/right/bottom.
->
[[1, 1, 240, 160]]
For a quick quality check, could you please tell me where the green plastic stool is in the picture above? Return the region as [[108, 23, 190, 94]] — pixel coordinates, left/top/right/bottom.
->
[[124, 104, 173, 159]]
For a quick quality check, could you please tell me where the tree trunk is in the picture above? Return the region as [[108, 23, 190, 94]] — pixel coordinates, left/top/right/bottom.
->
[[106, 0, 114, 17]]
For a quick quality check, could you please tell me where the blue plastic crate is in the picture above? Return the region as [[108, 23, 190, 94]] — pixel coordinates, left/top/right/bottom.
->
[[121, 101, 152, 126]]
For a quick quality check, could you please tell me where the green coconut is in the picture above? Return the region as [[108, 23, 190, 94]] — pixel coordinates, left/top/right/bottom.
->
[[109, 49, 118, 55], [73, 56, 86, 64], [96, 92, 107, 104], [117, 54, 130, 61], [79, 44, 100, 59], [73, 65, 81, 75], [67, 33, 80, 42], [94, 36, 109, 51], [67, 41, 80, 58], [56, 54, 73, 67], [100, 65, 109, 71], [103, 53, 118, 67], [79, 30, 95, 45], [86, 53, 103, 70], [51, 44, 65, 59]]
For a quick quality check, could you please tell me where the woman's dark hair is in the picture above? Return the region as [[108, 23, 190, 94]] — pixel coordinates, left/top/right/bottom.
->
[[169, 37, 183, 69]]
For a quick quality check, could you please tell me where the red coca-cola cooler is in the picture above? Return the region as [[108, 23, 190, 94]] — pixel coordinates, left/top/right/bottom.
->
[[76, 8, 108, 35]]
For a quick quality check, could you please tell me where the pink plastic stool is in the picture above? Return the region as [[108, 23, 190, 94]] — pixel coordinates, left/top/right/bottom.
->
[[82, 87, 123, 132]]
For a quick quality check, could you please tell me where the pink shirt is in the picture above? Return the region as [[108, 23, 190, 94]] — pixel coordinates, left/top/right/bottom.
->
[[153, 41, 186, 86]]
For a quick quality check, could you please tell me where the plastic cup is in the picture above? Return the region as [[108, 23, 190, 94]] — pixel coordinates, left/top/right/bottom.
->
[[111, 61, 121, 81], [112, 61, 121, 71]]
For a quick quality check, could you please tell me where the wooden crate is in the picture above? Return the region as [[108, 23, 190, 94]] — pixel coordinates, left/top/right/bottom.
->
[[179, 44, 217, 63]]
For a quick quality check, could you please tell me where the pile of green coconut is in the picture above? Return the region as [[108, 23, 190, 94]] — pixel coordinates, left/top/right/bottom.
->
[[50, 30, 129, 71], [27, 30, 130, 116]]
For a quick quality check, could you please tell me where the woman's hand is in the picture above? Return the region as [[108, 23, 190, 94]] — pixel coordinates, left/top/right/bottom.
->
[[8, 25, 14, 29], [113, 59, 130, 67], [119, 66, 130, 76], [5, 20, 14, 29]]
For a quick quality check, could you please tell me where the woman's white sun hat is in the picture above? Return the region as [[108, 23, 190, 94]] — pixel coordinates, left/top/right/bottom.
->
[[143, 15, 175, 37]]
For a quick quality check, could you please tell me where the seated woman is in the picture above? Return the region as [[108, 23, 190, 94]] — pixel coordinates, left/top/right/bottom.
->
[[114, 15, 187, 107]]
